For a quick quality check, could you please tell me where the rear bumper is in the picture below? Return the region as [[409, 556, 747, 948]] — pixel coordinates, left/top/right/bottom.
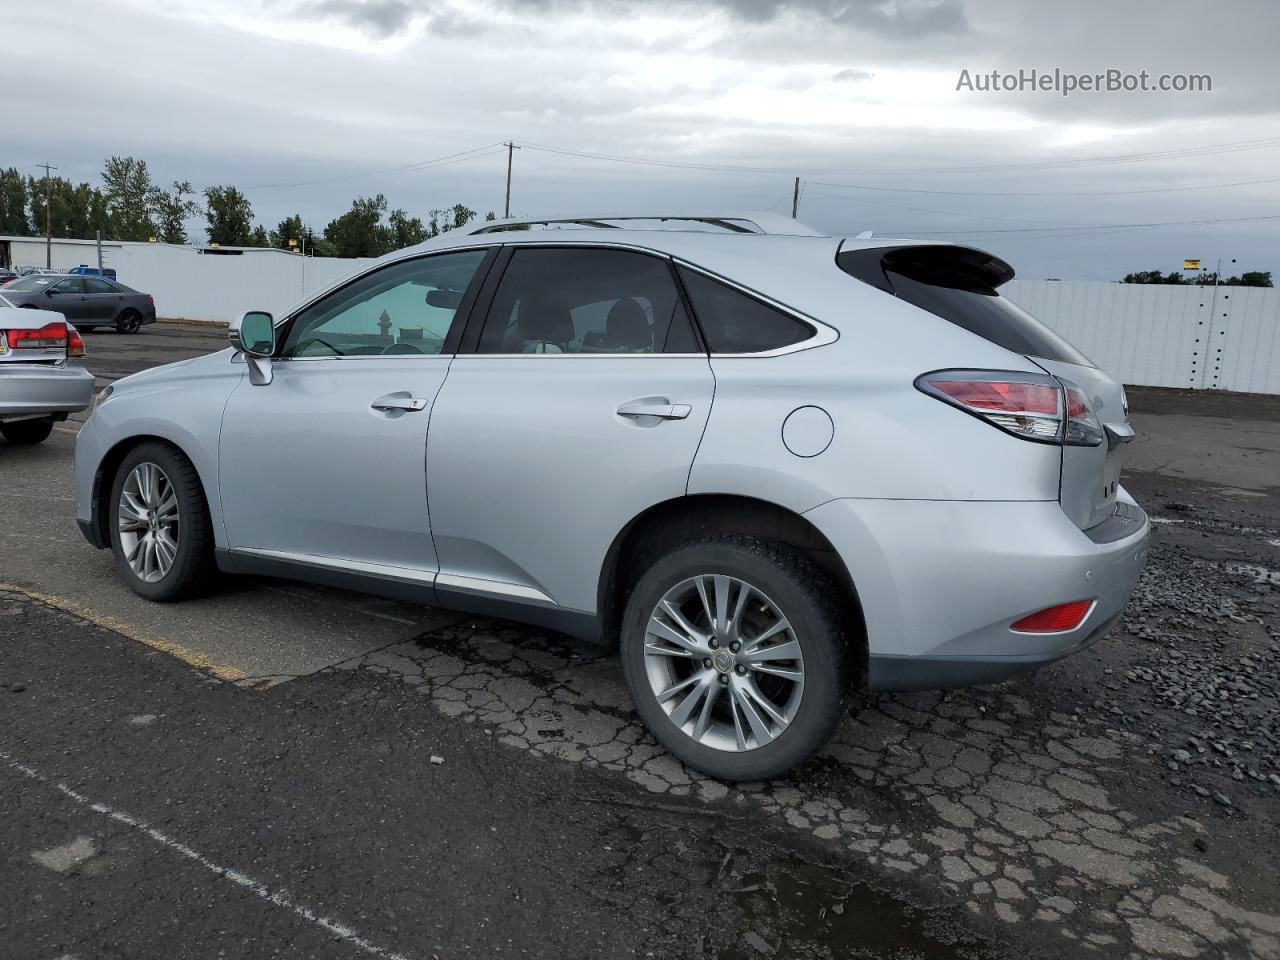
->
[[804, 490, 1150, 691], [0, 362, 95, 420]]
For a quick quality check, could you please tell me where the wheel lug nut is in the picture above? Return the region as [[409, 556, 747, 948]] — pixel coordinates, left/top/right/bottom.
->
[[729, 641, 740, 653], [717, 674, 728, 685], [708, 639, 719, 650], [735, 665, 747, 676], [703, 658, 713, 669]]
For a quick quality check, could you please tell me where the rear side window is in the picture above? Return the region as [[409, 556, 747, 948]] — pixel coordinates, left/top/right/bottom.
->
[[677, 266, 812, 354], [477, 248, 698, 354], [84, 278, 116, 293], [839, 246, 1091, 366]]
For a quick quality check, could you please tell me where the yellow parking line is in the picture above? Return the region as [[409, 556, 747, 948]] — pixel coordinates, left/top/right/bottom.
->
[[0, 582, 248, 682]]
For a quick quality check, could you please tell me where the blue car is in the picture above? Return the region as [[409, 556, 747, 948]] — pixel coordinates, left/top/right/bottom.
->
[[67, 265, 118, 281]]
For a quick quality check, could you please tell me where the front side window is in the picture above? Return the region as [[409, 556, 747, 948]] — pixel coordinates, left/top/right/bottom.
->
[[476, 247, 698, 354], [51, 278, 85, 295], [676, 267, 813, 354], [280, 249, 489, 359]]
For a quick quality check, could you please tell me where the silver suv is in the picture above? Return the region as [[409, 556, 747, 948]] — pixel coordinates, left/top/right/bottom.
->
[[74, 213, 1149, 780]]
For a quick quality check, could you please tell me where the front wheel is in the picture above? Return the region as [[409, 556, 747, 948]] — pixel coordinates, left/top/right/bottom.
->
[[0, 418, 54, 445], [620, 537, 854, 781], [109, 442, 215, 601]]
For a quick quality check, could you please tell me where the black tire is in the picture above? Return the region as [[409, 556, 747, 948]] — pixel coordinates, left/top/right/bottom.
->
[[116, 310, 142, 334], [0, 418, 54, 445], [108, 441, 215, 601], [620, 537, 854, 781]]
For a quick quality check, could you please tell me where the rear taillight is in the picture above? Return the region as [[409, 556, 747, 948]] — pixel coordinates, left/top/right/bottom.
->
[[6, 321, 68, 350], [67, 327, 85, 358], [917, 370, 1104, 446], [1011, 600, 1094, 633], [916, 371, 1063, 442], [1061, 379, 1104, 446]]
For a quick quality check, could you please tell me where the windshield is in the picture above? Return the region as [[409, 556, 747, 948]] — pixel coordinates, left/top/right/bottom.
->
[[4, 275, 60, 292]]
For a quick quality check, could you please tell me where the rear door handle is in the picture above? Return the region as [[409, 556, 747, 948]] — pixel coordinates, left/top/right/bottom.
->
[[371, 395, 428, 412], [616, 399, 692, 421]]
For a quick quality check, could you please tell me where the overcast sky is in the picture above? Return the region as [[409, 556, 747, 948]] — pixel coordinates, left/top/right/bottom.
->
[[6, 0, 1280, 279]]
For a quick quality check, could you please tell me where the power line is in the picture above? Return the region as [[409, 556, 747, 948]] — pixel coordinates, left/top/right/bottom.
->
[[893, 212, 1280, 237], [803, 186, 1092, 227], [513, 135, 1280, 178], [804, 174, 1280, 198], [245, 143, 506, 190]]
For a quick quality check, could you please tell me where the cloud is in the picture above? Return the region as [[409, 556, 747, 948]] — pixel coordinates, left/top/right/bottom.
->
[[304, 0, 425, 37], [832, 67, 873, 82]]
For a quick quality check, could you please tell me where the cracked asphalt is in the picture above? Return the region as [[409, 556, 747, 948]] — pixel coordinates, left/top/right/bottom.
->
[[1, 324, 1278, 959]]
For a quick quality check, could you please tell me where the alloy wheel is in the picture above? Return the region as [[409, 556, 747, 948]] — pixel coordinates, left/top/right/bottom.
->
[[643, 574, 805, 752], [117, 462, 180, 582]]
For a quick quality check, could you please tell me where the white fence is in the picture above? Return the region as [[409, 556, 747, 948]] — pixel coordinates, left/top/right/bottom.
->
[[109, 245, 368, 325], [1005, 280, 1280, 395], [7, 235, 1277, 393]]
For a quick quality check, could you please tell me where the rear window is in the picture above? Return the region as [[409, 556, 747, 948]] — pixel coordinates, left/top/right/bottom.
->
[[839, 245, 1092, 367]]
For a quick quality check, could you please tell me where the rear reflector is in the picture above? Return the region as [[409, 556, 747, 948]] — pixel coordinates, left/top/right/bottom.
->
[[6, 320, 69, 350], [1011, 600, 1094, 633], [67, 326, 85, 358], [916, 370, 1063, 442]]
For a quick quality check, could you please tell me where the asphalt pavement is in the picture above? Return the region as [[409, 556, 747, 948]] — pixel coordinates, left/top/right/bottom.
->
[[1, 323, 1277, 959]]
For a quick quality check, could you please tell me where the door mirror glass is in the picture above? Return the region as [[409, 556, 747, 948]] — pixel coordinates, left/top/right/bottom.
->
[[233, 310, 275, 357]]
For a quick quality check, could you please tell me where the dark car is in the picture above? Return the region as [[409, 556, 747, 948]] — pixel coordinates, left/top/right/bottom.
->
[[0, 273, 156, 333], [0, 269, 17, 286]]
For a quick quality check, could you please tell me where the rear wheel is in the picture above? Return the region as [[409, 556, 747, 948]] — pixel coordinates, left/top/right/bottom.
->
[[0, 418, 54, 445], [116, 310, 142, 334], [109, 442, 215, 601], [620, 537, 853, 781]]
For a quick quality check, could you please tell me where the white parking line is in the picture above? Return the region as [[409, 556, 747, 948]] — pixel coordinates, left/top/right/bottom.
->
[[0, 749, 414, 960]]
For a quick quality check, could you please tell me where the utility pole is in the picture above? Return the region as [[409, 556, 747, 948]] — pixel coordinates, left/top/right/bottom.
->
[[791, 177, 800, 219], [37, 162, 57, 268], [504, 141, 520, 218]]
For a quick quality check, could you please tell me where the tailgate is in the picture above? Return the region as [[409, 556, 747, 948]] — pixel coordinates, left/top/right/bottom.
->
[[1034, 358, 1128, 530]]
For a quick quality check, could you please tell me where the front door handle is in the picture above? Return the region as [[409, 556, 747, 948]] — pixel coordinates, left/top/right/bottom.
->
[[371, 396, 428, 412], [616, 399, 692, 421]]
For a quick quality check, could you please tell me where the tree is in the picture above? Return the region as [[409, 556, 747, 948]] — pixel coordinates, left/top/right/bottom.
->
[[25, 176, 110, 241], [1122, 268, 1272, 287], [152, 180, 201, 244], [1122, 270, 1184, 284], [0, 168, 32, 236], [388, 208, 426, 248], [323, 194, 392, 258], [203, 185, 255, 246], [249, 224, 270, 247], [270, 214, 305, 249], [102, 156, 157, 241]]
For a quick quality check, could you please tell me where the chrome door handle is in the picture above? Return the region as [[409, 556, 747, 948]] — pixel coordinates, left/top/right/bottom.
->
[[616, 400, 692, 421], [371, 396, 428, 412]]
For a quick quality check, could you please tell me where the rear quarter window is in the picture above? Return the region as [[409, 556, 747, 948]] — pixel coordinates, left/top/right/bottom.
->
[[677, 266, 813, 354]]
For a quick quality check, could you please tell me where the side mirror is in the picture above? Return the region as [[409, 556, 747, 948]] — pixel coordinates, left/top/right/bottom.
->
[[230, 310, 275, 357], [229, 310, 276, 385], [45, 287, 58, 296]]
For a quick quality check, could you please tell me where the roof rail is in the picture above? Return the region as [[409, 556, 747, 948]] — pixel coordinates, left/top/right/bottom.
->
[[464, 212, 825, 237]]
